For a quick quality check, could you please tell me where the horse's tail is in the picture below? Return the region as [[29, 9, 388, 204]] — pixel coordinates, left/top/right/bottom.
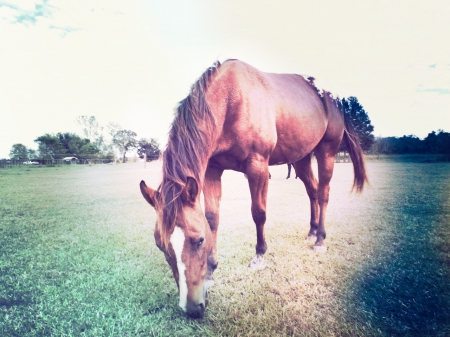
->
[[342, 113, 369, 193]]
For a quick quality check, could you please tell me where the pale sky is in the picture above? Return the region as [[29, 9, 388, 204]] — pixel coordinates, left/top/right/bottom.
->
[[0, 0, 449, 158]]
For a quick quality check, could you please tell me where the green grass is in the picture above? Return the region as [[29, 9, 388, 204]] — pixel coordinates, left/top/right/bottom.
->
[[365, 153, 448, 162], [0, 161, 449, 336]]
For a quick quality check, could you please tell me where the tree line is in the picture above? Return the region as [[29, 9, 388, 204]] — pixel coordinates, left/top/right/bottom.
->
[[7, 99, 450, 163], [373, 131, 450, 157], [331, 96, 449, 159], [8, 116, 161, 163]]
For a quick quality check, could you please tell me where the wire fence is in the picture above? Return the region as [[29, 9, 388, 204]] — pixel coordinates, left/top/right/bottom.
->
[[335, 152, 351, 163], [0, 154, 161, 168], [1, 153, 349, 169], [0, 158, 111, 168]]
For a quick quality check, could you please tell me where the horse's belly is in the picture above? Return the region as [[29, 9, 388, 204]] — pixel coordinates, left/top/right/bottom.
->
[[269, 114, 326, 165], [268, 143, 315, 165]]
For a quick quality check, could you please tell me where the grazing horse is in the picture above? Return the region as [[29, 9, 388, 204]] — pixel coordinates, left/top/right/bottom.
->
[[140, 59, 368, 318]]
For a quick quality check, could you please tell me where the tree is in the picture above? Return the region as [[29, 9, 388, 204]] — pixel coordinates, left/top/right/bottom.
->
[[76, 115, 113, 154], [9, 144, 29, 161], [426, 130, 450, 160], [57, 132, 90, 157], [436, 130, 450, 159], [340, 97, 375, 152], [27, 149, 37, 160], [424, 131, 438, 154], [112, 129, 137, 162], [397, 135, 425, 154], [371, 130, 449, 158], [76, 116, 103, 144], [137, 138, 161, 161], [34, 134, 67, 160], [79, 143, 101, 162]]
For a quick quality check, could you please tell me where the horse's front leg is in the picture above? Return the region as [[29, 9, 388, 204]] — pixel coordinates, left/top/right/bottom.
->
[[203, 165, 224, 288], [246, 157, 270, 270]]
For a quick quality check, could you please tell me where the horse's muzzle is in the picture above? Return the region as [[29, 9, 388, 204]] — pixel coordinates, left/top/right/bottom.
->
[[186, 302, 205, 318], [184, 279, 214, 318]]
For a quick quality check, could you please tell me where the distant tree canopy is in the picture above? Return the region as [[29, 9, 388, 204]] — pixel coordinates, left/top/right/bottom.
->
[[137, 138, 161, 161], [80, 143, 101, 156], [76, 116, 103, 146], [424, 130, 450, 155], [27, 149, 37, 159], [34, 134, 67, 160], [33, 133, 101, 160], [340, 96, 375, 152], [57, 132, 90, 156], [374, 130, 450, 158], [9, 143, 29, 160], [6, 116, 161, 162], [112, 129, 137, 162]]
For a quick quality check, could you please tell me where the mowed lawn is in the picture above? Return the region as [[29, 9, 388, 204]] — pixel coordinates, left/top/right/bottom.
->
[[0, 160, 449, 336]]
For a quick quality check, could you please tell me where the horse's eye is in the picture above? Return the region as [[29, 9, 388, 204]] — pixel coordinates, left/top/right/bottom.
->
[[197, 237, 204, 248]]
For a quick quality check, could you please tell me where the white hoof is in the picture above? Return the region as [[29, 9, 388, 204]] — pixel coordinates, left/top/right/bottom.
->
[[248, 254, 267, 270], [313, 245, 327, 253]]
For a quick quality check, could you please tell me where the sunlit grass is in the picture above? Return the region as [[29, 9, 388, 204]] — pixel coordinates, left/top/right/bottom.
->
[[0, 161, 449, 336]]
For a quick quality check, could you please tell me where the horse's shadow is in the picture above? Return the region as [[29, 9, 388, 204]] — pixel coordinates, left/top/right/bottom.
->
[[345, 165, 450, 336]]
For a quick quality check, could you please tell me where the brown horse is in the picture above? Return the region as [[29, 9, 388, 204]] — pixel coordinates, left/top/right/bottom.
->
[[140, 59, 368, 318]]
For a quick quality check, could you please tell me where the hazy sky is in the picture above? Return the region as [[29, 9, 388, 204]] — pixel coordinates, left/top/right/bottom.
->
[[1, 0, 449, 158]]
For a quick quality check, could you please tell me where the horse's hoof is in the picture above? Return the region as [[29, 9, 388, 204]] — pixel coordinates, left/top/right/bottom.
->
[[313, 245, 327, 253], [248, 254, 266, 270]]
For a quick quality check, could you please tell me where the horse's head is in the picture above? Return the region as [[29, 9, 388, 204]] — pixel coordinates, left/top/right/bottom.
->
[[140, 178, 215, 318]]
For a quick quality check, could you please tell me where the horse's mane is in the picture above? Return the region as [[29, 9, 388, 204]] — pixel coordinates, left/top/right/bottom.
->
[[158, 61, 221, 249]]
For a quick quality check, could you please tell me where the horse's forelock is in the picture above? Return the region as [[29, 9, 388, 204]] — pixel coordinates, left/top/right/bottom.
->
[[158, 61, 221, 250]]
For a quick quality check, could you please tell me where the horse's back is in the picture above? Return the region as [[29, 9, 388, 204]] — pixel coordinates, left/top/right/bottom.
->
[[208, 60, 337, 168]]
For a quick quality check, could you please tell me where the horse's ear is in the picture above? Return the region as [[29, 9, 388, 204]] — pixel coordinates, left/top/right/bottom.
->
[[140, 180, 159, 208], [181, 177, 199, 205]]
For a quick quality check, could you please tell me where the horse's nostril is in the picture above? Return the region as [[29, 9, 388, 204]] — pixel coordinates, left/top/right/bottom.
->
[[187, 302, 205, 318], [198, 303, 205, 316], [186, 301, 205, 318]]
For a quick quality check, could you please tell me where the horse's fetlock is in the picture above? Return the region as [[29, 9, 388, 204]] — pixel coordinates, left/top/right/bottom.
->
[[316, 231, 326, 242], [256, 242, 268, 255], [309, 221, 319, 231]]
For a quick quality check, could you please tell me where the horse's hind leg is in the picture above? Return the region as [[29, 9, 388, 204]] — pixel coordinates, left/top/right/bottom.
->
[[312, 141, 340, 253], [203, 165, 224, 289], [245, 156, 270, 270], [286, 163, 292, 179], [294, 154, 319, 240]]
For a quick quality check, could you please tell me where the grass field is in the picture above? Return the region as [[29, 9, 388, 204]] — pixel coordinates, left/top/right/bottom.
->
[[1, 160, 449, 336]]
